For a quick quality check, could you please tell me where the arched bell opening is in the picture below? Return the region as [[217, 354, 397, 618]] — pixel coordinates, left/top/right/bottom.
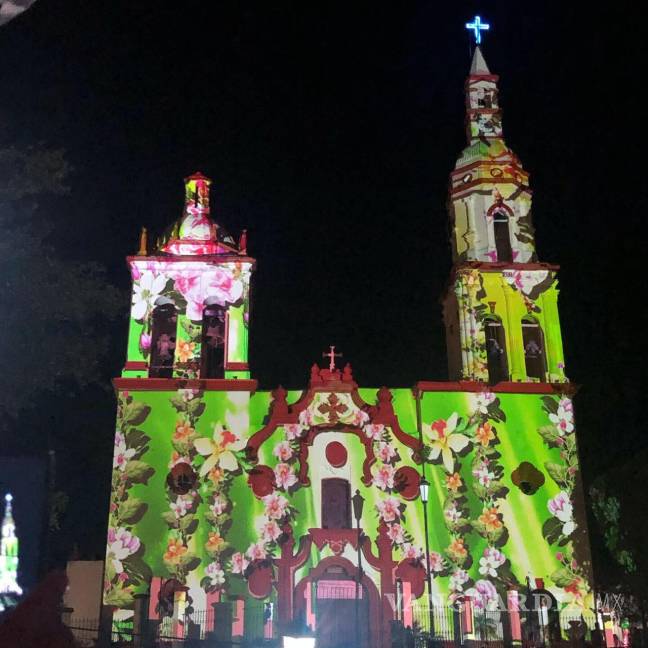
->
[[483, 315, 509, 384], [491, 206, 513, 262], [200, 299, 227, 378], [149, 299, 177, 378], [521, 315, 547, 382]]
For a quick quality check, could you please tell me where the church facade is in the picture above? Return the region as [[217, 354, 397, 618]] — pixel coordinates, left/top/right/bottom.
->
[[104, 47, 593, 645]]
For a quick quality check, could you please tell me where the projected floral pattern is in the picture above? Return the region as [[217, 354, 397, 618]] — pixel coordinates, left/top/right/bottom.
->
[[422, 390, 516, 603], [103, 388, 593, 616], [454, 269, 488, 380], [104, 393, 154, 607], [537, 395, 593, 611], [128, 260, 251, 362]]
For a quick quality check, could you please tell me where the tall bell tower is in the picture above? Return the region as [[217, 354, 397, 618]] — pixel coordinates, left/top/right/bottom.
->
[[443, 46, 568, 385]]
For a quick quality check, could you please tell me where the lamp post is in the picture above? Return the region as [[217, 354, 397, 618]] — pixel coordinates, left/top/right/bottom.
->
[[419, 477, 435, 641], [352, 489, 365, 648]]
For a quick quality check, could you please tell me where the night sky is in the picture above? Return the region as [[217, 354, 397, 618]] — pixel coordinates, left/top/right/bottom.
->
[[0, 3, 646, 563]]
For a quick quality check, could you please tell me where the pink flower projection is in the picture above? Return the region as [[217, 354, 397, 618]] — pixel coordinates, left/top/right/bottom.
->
[[283, 424, 304, 441], [273, 463, 298, 490], [548, 490, 576, 535], [129, 261, 249, 322], [376, 442, 397, 463], [273, 441, 293, 462], [106, 527, 141, 574], [230, 552, 250, 574], [376, 497, 402, 523], [372, 464, 396, 491], [246, 541, 268, 562], [262, 492, 289, 520], [113, 432, 136, 471], [386, 523, 405, 544]]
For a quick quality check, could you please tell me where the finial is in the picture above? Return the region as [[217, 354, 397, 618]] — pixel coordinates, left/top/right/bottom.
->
[[465, 15, 490, 45], [238, 229, 248, 255], [137, 227, 148, 256]]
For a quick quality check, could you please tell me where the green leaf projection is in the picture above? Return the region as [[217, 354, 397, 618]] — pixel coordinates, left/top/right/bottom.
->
[[104, 386, 593, 617]]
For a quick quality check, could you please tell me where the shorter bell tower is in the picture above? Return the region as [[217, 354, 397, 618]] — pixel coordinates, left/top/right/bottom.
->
[[122, 172, 255, 381]]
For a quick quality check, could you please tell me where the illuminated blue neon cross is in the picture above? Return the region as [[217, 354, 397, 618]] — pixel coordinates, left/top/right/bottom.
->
[[465, 15, 490, 44]]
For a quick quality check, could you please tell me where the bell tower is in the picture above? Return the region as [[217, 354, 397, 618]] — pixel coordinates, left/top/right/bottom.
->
[[443, 47, 567, 385], [122, 172, 255, 381]]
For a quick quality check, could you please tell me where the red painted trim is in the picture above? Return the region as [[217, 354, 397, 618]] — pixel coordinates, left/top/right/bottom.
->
[[466, 108, 500, 116], [225, 362, 249, 371], [124, 361, 148, 371], [454, 261, 560, 272], [466, 74, 499, 84], [451, 158, 527, 176], [245, 385, 422, 472], [451, 177, 529, 195], [309, 528, 360, 553], [126, 254, 256, 266], [275, 529, 313, 630], [414, 380, 576, 395], [162, 238, 239, 256], [113, 378, 258, 392], [223, 310, 230, 366], [297, 425, 377, 487], [487, 202, 515, 218]]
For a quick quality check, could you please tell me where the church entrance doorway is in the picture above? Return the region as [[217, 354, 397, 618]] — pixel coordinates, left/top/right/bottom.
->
[[293, 557, 381, 648], [315, 578, 368, 648]]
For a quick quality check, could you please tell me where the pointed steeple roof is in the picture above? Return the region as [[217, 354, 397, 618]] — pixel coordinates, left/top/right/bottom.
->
[[470, 46, 490, 75]]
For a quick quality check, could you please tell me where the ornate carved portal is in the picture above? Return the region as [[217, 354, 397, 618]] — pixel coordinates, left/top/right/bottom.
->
[[243, 371, 424, 648]]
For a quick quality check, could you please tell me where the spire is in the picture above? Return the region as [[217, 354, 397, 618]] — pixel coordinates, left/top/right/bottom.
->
[[470, 46, 490, 75], [465, 47, 502, 143], [0, 494, 22, 596]]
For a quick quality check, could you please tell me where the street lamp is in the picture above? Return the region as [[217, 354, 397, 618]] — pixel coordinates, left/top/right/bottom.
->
[[419, 477, 435, 640], [352, 489, 365, 648]]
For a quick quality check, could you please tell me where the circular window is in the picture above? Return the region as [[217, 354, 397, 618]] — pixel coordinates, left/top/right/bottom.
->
[[325, 441, 348, 468], [490, 167, 503, 177]]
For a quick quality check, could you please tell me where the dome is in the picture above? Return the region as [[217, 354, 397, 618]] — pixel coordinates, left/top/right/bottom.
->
[[157, 172, 240, 256]]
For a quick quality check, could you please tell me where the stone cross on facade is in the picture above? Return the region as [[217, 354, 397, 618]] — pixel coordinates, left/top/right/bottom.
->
[[322, 345, 342, 371]]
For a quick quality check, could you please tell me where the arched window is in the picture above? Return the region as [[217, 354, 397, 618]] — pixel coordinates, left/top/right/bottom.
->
[[200, 302, 227, 379], [321, 478, 351, 529], [484, 316, 508, 384], [149, 301, 177, 378], [522, 316, 547, 382], [493, 209, 513, 262]]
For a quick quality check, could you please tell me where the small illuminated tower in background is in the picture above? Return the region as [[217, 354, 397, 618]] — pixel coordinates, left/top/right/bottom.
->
[[0, 494, 22, 598]]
